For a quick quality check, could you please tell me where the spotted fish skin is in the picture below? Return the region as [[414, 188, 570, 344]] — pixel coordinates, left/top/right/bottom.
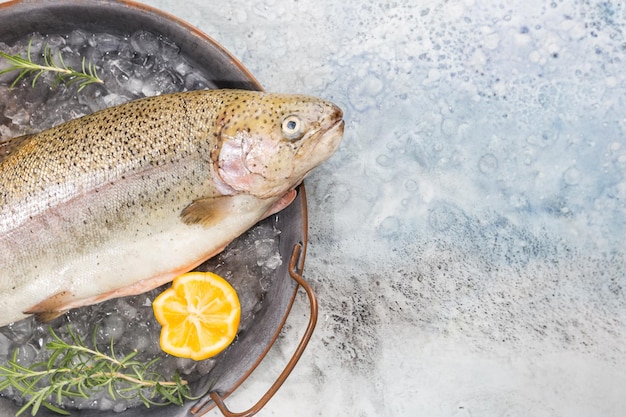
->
[[0, 89, 344, 325]]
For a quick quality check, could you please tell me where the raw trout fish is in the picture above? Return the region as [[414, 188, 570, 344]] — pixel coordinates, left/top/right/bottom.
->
[[0, 89, 344, 326]]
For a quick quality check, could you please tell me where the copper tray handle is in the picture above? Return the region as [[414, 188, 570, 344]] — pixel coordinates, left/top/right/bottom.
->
[[205, 242, 318, 417]]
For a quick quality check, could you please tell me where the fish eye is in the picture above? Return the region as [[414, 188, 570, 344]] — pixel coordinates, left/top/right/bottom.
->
[[281, 115, 304, 140]]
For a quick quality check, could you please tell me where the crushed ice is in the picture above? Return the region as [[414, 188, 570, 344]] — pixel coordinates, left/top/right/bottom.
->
[[0, 29, 215, 139], [0, 29, 281, 412]]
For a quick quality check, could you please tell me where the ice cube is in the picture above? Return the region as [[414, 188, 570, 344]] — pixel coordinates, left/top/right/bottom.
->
[[141, 69, 184, 96], [130, 30, 160, 56], [89, 33, 122, 53]]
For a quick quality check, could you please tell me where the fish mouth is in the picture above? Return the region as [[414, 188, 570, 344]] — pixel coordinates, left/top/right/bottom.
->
[[315, 117, 344, 155], [291, 115, 344, 186], [330, 118, 345, 136]]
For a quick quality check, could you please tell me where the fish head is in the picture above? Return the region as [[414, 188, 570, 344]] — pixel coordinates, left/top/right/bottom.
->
[[214, 91, 344, 198]]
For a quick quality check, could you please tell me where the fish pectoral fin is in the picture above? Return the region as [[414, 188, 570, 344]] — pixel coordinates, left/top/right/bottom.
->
[[263, 189, 297, 218], [23, 290, 73, 323], [181, 190, 296, 227], [180, 196, 233, 227]]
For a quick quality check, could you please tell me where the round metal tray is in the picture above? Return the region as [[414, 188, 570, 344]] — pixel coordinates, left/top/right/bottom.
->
[[0, 1, 317, 416]]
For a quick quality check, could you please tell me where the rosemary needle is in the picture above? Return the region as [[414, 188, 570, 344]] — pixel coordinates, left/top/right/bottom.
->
[[0, 38, 103, 91], [0, 327, 199, 416]]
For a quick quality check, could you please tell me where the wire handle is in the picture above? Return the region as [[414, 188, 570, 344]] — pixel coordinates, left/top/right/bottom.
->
[[200, 243, 318, 417]]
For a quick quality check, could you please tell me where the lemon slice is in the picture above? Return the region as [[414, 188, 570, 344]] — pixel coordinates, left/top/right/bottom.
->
[[152, 272, 240, 360]]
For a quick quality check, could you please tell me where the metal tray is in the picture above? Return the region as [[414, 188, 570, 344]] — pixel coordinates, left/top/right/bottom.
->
[[0, 1, 318, 416]]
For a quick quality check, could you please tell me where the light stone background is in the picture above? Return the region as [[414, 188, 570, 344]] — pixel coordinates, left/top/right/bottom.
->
[[8, 0, 626, 416]]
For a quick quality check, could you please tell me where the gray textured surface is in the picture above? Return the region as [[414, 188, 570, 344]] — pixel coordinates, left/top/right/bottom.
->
[[4, 0, 626, 416]]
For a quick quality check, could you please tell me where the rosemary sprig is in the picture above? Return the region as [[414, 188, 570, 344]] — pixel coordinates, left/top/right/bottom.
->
[[0, 327, 199, 416], [0, 39, 103, 91]]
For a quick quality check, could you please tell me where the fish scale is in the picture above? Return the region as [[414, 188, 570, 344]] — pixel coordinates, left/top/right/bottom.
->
[[0, 89, 344, 326]]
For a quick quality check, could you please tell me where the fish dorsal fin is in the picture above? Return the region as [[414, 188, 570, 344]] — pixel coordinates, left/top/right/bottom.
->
[[180, 196, 234, 227], [0, 134, 34, 164]]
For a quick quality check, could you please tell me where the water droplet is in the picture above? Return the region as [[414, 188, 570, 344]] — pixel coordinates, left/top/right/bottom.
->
[[428, 204, 464, 232], [478, 154, 498, 173], [377, 216, 401, 238], [376, 154, 393, 167], [563, 167, 581, 186], [405, 179, 418, 191]]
